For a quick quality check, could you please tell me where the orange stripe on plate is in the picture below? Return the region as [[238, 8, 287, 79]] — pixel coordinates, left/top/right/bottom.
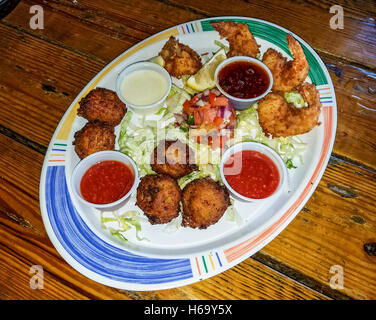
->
[[224, 107, 333, 263], [195, 257, 201, 275], [49, 160, 65, 162], [56, 28, 179, 140]]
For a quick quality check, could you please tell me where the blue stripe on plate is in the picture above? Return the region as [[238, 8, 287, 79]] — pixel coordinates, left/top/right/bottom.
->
[[45, 165, 193, 284]]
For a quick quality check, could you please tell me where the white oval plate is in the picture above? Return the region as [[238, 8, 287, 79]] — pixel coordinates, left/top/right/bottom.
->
[[39, 17, 337, 290]]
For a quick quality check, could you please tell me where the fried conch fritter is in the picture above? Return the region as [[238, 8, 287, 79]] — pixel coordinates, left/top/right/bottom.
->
[[73, 122, 116, 159], [262, 34, 310, 92], [182, 177, 230, 229], [136, 174, 181, 225], [77, 87, 127, 126], [257, 82, 321, 137], [151, 140, 197, 179], [211, 21, 260, 58], [159, 36, 202, 78]]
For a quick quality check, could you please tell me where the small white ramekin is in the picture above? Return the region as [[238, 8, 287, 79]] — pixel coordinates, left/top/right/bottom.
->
[[116, 61, 172, 115], [214, 56, 273, 111], [220, 142, 287, 203], [71, 151, 139, 211]]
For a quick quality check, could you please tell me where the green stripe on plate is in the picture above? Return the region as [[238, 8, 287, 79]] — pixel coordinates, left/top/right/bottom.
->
[[201, 19, 327, 85], [202, 256, 208, 273]]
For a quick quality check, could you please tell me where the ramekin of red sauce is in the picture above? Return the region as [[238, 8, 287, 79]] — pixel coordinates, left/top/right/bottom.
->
[[71, 151, 138, 210], [220, 142, 287, 202], [214, 56, 273, 111]]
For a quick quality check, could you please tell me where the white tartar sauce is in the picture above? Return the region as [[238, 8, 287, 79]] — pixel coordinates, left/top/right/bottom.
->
[[120, 69, 168, 106]]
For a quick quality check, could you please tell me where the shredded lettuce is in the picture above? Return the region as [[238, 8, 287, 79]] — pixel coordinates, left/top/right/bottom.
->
[[225, 199, 243, 226], [100, 210, 148, 243]]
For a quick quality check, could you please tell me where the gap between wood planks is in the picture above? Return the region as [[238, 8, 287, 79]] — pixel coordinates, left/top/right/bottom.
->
[[252, 252, 352, 300]]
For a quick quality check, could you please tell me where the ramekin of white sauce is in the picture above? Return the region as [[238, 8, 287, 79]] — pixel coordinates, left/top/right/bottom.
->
[[116, 61, 172, 115]]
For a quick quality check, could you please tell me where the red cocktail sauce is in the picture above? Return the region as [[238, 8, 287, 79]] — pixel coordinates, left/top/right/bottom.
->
[[224, 150, 279, 199], [80, 160, 134, 204]]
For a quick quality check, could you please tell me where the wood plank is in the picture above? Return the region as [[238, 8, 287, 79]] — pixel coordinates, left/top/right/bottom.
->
[[261, 157, 376, 300], [0, 23, 105, 147], [324, 56, 376, 169], [0, 132, 328, 299], [1, 130, 373, 299], [4, 0, 199, 63], [1, 20, 375, 169], [5, 0, 375, 67], [167, 0, 376, 68], [168, 257, 329, 300], [0, 20, 376, 168]]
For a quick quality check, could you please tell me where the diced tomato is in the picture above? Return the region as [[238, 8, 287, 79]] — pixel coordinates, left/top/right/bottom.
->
[[183, 100, 192, 114], [202, 107, 218, 124], [213, 116, 223, 127], [190, 95, 199, 104], [209, 92, 216, 105], [200, 103, 211, 111], [193, 110, 202, 125], [212, 96, 228, 107]]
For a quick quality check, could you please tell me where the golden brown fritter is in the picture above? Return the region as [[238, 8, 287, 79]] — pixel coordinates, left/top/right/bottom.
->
[[136, 174, 181, 225], [211, 21, 260, 58], [159, 36, 202, 78], [77, 87, 127, 126], [151, 140, 197, 179], [72, 122, 115, 159], [182, 177, 230, 229]]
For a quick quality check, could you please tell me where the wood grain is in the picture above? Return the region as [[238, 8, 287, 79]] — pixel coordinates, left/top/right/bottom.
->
[[0, 23, 104, 147], [262, 158, 376, 299], [6, 0, 376, 67], [0, 0, 375, 300], [0, 133, 330, 299], [0, 131, 374, 299], [0, 16, 375, 169]]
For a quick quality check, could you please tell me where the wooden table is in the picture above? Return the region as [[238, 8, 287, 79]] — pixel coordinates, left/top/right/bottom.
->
[[0, 0, 375, 300]]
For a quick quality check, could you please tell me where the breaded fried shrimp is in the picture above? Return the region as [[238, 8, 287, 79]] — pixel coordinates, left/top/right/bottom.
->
[[262, 34, 309, 92], [211, 21, 260, 58], [257, 83, 321, 137]]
